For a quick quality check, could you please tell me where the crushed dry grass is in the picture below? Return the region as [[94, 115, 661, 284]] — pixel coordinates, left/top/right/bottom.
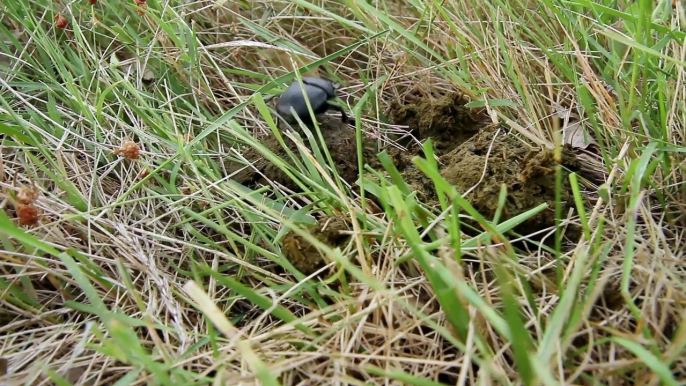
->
[[1, 0, 686, 385]]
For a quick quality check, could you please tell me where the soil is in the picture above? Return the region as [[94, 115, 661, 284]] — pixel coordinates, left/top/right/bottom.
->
[[280, 216, 351, 275], [228, 116, 377, 192]]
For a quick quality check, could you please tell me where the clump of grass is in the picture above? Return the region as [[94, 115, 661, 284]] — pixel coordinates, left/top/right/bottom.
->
[[1, 0, 685, 385]]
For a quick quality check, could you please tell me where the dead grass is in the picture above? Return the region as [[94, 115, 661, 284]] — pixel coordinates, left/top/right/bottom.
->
[[1, 0, 685, 385]]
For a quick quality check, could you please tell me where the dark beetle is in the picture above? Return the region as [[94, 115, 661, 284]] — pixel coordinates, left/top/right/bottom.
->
[[275, 77, 348, 125]]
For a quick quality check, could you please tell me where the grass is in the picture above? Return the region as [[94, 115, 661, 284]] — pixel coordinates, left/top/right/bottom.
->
[[1, 0, 685, 384]]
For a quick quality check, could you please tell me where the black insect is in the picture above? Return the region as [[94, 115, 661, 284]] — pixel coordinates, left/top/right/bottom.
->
[[275, 77, 348, 125]]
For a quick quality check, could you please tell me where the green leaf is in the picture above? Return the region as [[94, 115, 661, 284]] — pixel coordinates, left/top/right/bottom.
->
[[612, 338, 678, 386]]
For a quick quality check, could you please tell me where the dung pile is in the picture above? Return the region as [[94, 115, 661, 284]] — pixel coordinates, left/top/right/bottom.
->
[[231, 88, 583, 276], [385, 91, 581, 239], [280, 216, 351, 275], [441, 127, 580, 236], [388, 92, 485, 154], [377, 92, 488, 203]]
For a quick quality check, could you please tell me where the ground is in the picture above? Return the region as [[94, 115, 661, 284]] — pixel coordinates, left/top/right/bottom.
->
[[232, 92, 583, 273], [0, 1, 685, 385]]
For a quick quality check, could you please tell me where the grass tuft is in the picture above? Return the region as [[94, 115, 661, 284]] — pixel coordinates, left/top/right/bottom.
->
[[1, 0, 685, 384]]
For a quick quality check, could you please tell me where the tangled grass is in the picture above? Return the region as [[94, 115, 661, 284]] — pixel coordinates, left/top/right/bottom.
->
[[1, 0, 685, 385]]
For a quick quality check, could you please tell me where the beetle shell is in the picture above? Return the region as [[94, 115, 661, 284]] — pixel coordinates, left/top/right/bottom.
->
[[301, 77, 336, 98], [276, 80, 331, 124]]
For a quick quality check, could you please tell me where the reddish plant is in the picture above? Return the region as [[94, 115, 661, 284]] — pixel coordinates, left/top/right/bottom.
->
[[135, 0, 147, 15], [17, 186, 39, 206], [112, 141, 141, 160], [13, 185, 40, 227], [17, 205, 40, 227], [55, 14, 68, 29]]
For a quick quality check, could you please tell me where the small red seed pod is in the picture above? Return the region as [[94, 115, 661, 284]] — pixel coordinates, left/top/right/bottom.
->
[[17, 186, 39, 206], [135, 0, 147, 15], [112, 141, 141, 160], [55, 14, 68, 29], [120, 141, 140, 159], [17, 204, 40, 226]]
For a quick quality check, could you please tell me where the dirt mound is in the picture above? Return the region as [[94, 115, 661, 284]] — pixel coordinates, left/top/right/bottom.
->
[[388, 92, 486, 154], [228, 116, 377, 191], [280, 216, 351, 275], [441, 127, 581, 236], [374, 92, 488, 203], [232, 88, 582, 272], [383, 91, 582, 240]]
